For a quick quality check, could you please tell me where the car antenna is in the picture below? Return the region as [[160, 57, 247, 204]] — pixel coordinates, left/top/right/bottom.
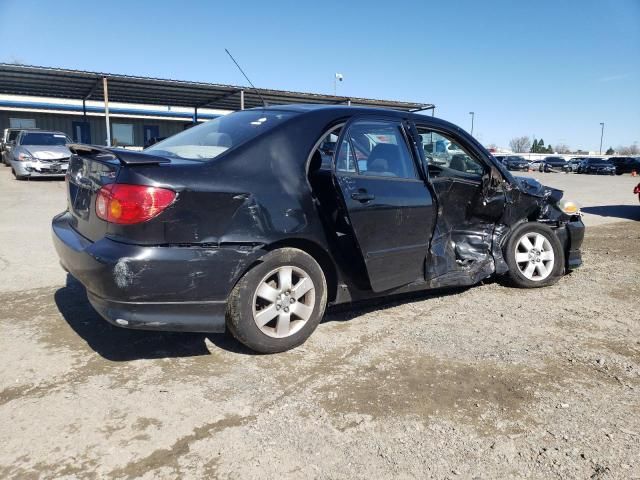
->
[[224, 48, 266, 108]]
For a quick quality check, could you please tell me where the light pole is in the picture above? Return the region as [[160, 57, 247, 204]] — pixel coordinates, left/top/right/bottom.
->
[[599, 122, 605, 154], [469, 111, 475, 136], [334, 73, 343, 95]]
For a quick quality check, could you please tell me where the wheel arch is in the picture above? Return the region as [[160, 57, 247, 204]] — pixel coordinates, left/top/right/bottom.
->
[[262, 238, 339, 303]]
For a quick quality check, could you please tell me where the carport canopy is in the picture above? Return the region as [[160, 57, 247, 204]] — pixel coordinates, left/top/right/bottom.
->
[[0, 64, 433, 112]]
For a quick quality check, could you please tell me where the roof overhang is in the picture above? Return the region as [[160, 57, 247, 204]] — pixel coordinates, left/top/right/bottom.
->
[[0, 64, 434, 112]]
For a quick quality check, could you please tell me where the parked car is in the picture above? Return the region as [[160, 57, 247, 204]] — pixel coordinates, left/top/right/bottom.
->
[[493, 154, 507, 164], [503, 155, 529, 171], [2, 128, 40, 166], [609, 156, 640, 175], [8, 130, 72, 179], [535, 156, 567, 172], [577, 158, 616, 175], [563, 157, 585, 173], [52, 105, 584, 353]]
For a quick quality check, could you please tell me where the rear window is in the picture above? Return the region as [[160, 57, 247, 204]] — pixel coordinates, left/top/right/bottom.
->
[[145, 110, 298, 161], [20, 132, 69, 146]]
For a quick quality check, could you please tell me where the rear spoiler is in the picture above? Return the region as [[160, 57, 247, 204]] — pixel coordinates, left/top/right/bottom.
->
[[68, 144, 171, 165]]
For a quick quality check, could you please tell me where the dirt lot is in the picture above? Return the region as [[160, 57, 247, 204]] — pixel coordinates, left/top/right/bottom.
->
[[1, 169, 639, 479]]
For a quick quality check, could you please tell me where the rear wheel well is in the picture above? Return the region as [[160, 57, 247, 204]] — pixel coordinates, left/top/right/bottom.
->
[[263, 239, 338, 303]]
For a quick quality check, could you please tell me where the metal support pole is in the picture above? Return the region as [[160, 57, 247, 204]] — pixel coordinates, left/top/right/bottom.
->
[[599, 122, 605, 154], [240, 90, 245, 110], [82, 99, 87, 123], [347, 100, 351, 106], [103, 77, 111, 146], [194, 106, 198, 124], [469, 111, 475, 136], [431, 106, 435, 117]]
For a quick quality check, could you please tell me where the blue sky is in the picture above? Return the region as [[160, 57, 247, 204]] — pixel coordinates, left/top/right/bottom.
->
[[0, 0, 638, 151]]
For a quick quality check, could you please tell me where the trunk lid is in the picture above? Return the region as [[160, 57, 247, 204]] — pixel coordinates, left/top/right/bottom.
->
[[66, 146, 173, 242], [66, 152, 120, 241]]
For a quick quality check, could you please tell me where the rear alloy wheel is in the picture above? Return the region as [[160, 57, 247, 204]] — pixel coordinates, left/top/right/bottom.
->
[[504, 223, 564, 288], [226, 248, 327, 353]]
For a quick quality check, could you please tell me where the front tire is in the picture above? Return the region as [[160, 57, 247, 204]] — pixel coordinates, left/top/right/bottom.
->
[[504, 223, 565, 288], [226, 247, 327, 353]]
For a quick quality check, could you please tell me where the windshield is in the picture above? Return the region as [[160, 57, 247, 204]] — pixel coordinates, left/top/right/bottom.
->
[[20, 132, 70, 146], [587, 158, 606, 164], [507, 156, 525, 161], [145, 110, 298, 161]]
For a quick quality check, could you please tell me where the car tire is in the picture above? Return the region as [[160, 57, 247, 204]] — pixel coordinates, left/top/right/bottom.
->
[[226, 247, 327, 353], [11, 168, 26, 180], [504, 222, 565, 289]]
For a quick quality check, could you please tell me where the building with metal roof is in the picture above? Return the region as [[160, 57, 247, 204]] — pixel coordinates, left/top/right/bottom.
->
[[0, 64, 433, 147]]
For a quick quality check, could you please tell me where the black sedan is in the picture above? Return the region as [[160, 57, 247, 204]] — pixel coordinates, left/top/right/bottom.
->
[[52, 105, 585, 353], [538, 156, 567, 172], [503, 155, 530, 171], [577, 158, 616, 175], [609, 156, 640, 175]]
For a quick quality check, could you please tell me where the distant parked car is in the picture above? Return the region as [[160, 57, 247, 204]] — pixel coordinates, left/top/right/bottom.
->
[[563, 157, 585, 173], [2, 128, 40, 166], [503, 155, 529, 171], [8, 130, 72, 180], [535, 156, 567, 172], [609, 156, 640, 175], [576, 158, 615, 175], [493, 154, 507, 164]]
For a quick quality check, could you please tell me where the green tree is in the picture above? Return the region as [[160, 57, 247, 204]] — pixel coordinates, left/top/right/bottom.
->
[[605, 147, 614, 155]]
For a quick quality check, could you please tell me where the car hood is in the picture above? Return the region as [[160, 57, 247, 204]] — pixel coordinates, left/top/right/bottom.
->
[[514, 176, 563, 201], [23, 145, 71, 160]]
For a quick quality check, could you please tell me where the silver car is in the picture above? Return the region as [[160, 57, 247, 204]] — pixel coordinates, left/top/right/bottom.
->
[[9, 130, 72, 180]]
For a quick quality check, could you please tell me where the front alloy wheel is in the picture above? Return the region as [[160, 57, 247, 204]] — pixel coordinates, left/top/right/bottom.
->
[[514, 232, 555, 281], [504, 223, 565, 288]]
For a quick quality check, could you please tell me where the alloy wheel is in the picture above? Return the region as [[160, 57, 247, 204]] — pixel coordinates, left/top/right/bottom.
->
[[514, 232, 555, 281], [252, 266, 316, 338]]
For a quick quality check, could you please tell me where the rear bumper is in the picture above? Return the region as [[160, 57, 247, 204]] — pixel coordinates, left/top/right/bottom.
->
[[52, 211, 264, 333]]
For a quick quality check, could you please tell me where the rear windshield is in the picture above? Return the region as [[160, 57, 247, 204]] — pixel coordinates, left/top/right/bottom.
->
[[145, 110, 298, 161], [20, 132, 70, 146], [8, 130, 20, 141]]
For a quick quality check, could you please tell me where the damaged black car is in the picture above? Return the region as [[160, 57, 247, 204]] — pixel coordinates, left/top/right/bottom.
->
[[52, 106, 585, 353]]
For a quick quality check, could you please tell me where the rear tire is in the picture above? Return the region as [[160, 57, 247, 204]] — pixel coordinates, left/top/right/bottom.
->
[[504, 223, 564, 288], [226, 247, 327, 353]]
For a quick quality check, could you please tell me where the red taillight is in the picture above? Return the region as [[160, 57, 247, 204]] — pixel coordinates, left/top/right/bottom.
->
[[95, 184, 176, 225]]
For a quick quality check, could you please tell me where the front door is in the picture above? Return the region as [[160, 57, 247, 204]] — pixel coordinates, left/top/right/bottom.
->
[[334, 117, 436, 292], [72, 121, 91, 144], [414, 125, 506, 284]]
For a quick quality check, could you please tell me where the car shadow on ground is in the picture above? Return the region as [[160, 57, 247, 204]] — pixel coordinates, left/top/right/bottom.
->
[[581, 205, 640, 221], [54, 275, 257, 361], [55, 274, 469, 361]]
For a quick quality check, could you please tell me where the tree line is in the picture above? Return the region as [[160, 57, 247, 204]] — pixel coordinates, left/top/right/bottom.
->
[[507, 136, 639, 155]]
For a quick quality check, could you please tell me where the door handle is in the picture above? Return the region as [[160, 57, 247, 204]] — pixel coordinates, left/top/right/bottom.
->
[[351, 190, 375, 202]]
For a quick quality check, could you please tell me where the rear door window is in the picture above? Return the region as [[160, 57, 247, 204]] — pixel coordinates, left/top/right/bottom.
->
[[338, 120, 418, 179]]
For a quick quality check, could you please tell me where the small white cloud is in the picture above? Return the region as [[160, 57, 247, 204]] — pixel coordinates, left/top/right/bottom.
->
[[597, 73, 633, 82]]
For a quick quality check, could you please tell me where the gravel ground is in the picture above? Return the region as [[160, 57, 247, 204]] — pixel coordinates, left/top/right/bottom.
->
[[0, 169, 639, 479]]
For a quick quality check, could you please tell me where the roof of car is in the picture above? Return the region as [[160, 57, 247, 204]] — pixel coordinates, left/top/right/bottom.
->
[[245, 103, 456, 128]]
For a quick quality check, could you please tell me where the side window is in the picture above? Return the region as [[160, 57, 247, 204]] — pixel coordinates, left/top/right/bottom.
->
[[416, 128, 485, 179], [339, 120, 418, 179]]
